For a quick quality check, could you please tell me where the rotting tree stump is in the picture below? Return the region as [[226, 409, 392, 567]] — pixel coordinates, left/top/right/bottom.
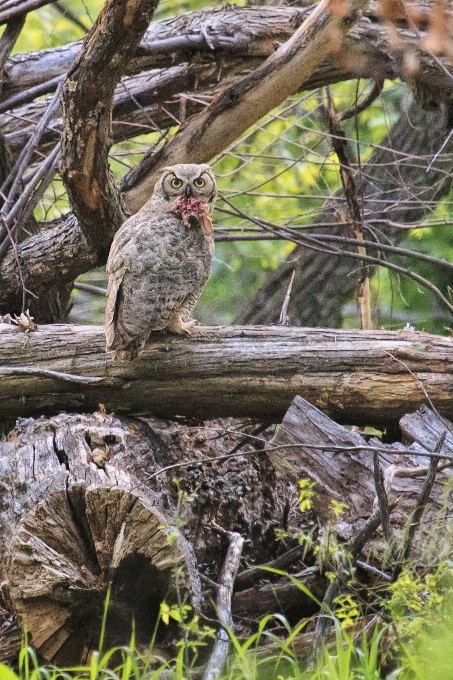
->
[[0, 413, 185, 663], [0, 411, 289, 664]]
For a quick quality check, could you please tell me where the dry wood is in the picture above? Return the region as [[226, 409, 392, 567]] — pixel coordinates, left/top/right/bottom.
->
[[0, 412, 185, 663], [60, 0, 159, 262], [2, 324, 453, 424], [121, 0, 371, 214], [233, 568, 326, 620], [0, 411, 289, 664], [234, 544, 304, 590], [203, 530, 243, 680], [268, 397, 453, 560]]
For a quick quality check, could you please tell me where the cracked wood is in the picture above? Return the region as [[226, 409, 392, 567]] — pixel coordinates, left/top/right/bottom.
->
[[1, 324, 453, 424]]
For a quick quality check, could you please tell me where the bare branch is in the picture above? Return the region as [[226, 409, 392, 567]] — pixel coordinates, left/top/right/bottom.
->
[[393, 431, 446, 579], [203, 530, 244, 680], [0, 15, 25, 85], [0, 0, 56, 25], [61, 0, 161, 260], [120, 0, 372, 214]]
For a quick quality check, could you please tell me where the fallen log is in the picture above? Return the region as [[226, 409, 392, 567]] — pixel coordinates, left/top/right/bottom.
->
[[1, 324, 453, 425], [268, 397, 453, 560]]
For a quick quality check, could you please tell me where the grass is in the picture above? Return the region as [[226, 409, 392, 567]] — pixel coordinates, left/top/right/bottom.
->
[[3, 564, 453, 680], [1, 614, 451, 680]]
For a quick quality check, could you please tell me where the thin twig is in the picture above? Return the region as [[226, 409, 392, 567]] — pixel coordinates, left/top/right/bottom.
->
[[73, 281, 107, 296], [0, 74, 64, 114], [337, 80, 384, 123], [392, 431, 446, 580], [356, 559, 391, 581], [220, 199, 453, 318], [373, 451, 394, 547], [0, 15, 25, 82], [0, 141, 61, 260], [0, 81, 62, 217], [278, 269, 295, 325], [0, 366, 105, 384], [53, 1, 89, 32], [326, 84, 370, 328], [235, 544, 305, 590]]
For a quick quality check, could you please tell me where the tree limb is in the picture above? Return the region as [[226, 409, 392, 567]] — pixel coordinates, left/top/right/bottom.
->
[[119, 0, 372, 214], [60, 0, 161, 261], [1, 324, 453, 423]]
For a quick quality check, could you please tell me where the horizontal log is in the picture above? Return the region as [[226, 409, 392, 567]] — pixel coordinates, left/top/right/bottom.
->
[[1, 324, 453, 424]]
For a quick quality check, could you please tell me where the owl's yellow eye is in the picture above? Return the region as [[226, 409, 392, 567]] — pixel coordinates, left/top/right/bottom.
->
[[171, 177, 183, 188], [194, 177, 206, 188]]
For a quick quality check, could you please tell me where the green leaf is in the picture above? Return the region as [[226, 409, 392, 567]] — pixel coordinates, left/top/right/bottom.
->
[[0, 664, 19, 680]]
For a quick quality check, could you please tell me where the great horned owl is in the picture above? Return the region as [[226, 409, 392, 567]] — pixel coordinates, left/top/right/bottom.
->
[[105, 163, 217, 361]]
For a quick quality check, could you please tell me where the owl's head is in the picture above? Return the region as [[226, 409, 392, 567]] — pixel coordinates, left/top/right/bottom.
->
[[155, 164, 217, 213]]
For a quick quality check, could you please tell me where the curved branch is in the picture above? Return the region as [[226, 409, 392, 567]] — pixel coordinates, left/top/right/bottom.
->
[[60, 0, 160, 261]]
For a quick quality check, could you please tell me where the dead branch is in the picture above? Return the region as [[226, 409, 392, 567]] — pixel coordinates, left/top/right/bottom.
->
[[203, 530, 244, 680], [60, 0, 160, 262], [2, 324, 453, 423], [120, 0, 371, 214], [373, 451, 394, 547], [393, 431, 446, 579], [0, 0, 57, 25]]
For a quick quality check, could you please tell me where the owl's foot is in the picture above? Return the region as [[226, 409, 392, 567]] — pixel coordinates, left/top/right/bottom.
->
[[166, 315, 196, 335]]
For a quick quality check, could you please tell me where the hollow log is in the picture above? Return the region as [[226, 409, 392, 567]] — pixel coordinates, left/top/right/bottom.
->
[[1, 324, 453, 425]]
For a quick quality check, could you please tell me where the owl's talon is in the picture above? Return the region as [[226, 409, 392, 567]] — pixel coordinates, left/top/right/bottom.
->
[[166, 315, 196, 335]]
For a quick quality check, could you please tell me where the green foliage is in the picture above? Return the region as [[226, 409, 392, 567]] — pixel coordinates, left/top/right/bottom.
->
[[298, 479, 317, 513], [10, 0, 453, 330]]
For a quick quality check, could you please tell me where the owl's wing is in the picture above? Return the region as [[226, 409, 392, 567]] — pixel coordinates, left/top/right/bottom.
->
[[105, 265, 125, 352], [105, 219, 135, 351]]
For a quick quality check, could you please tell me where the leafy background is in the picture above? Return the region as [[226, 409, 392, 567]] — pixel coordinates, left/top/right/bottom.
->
[[13, 0, 453, 334]]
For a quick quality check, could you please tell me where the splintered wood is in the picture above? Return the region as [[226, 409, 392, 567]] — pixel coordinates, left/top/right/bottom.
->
[[269, 396, 453, 560]]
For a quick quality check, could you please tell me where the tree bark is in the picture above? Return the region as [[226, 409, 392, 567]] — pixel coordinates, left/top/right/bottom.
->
[[1, 2, 452, 319], [61, 0, 160, 262], [2, 394, 451, 664], [1, 323, 453, 425]]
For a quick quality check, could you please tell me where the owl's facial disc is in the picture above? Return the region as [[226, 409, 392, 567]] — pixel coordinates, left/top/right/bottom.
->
[[161, 169, 215, 200]]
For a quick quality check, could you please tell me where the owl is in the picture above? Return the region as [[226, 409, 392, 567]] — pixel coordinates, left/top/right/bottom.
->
[[105, 164, 217, 361]]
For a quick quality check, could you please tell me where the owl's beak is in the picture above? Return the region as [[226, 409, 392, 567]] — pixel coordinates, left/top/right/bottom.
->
[[185, 185, 193, 198]]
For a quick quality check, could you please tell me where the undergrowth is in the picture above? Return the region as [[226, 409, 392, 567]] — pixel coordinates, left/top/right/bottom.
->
[[3, 567, 453, 680]]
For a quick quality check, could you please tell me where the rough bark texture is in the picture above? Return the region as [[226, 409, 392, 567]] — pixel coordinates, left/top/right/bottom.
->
[[1, 396, 451, 664], [61, 0, 160, 263], [1, 323, 453, 425], [235, 98, 453, 327], [1, 3, 452, 319], [0, 411, 289, 663], [269, 396, 453, 554]]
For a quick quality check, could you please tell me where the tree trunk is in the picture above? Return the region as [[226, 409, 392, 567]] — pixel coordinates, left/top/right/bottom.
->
[[235, 98, 453, 327]]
